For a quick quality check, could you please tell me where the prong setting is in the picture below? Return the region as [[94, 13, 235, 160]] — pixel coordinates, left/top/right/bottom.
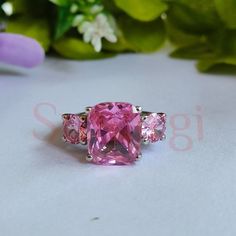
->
[[135, 106, 142, 113], [80, 140, 87, 145], [62, 136, 67, 143], [85, 106, 92, 114], [142, 139, 150, 145], [62, 102, 167, 165], [142, 116, 147, 121], [160, 134, 166, 141], [62, 114, 70, 120], [136, 153, 142, 161], [79, 115, 86, 122], [86, 154, 93, 162]]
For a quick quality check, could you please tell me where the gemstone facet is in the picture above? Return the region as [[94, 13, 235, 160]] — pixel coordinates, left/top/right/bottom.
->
[[87, 102, 142, 165], [63, 113, 87, 144], [142, 112, 166, 143]]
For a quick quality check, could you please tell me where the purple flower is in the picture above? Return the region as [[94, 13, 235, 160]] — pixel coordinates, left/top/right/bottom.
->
[[0, 33, 45, 68]]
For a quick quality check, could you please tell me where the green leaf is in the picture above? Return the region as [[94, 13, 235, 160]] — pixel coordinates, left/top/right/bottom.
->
[[0, 7, 5, 19], [197, 56, 236, 72], [119, 17, 166, 52], [49, 0, 69, 6], [167, 0, 220, 33], [208, 29, 236, 55], [103, 34, 131, 52], [197, 30, 236, 71], [9, 0, 50, 16], [102, 0, 122, 14], [171, 29, 236, 72], [165, 19, 206, 47], [6, 17, 51, 51], [8, 0, 26, 13], [53, 37, 115, 60], [114, 0, 168, 22], [224, 30, 236, 55], [170, 43, 215, 59], [104, 17, 166, 53], [54, 6, 74, 39], [215, 0, 236, 29]]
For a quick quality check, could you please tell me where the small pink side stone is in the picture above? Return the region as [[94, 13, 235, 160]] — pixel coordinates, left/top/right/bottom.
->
[[87, 102, 142, 165], [142, 113, 166, 143], [63, 114, 87, 144]]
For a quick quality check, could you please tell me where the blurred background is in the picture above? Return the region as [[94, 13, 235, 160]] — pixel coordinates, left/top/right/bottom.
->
[[0, 0, 236, 72]]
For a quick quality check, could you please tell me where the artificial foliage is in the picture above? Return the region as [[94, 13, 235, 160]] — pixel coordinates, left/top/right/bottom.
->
[[0, 0, 236, 72]]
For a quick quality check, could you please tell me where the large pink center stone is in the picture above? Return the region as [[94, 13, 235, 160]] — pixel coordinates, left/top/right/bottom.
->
[[87, 102, 142, 165]]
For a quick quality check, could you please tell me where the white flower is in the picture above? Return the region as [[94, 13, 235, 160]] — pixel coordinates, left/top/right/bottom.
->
[[90, 5, 104, 14], [1, 2, 13, 16], [73, 14, 85, 27], [79, 14, 117, 52]]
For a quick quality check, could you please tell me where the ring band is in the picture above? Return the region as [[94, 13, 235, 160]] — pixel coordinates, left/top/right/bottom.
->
[[62, 102, 166, 165]]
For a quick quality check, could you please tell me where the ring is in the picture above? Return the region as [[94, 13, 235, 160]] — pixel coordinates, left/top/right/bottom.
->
[[62, 102, 166, 165]]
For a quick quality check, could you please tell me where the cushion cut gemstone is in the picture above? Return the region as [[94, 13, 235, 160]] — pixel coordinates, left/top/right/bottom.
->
[[87, 102, 142, 165], [63, 114, 87, 144], [142, 112, 166, 143]]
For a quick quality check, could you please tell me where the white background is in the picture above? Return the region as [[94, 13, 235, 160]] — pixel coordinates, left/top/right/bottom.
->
[[0, 52, 236, 236]]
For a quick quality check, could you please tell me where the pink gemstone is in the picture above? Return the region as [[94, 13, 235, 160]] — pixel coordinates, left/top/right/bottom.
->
[[142, 113, 166, 143], [87, 102, 142, 165], [63, 114, 87, 144]]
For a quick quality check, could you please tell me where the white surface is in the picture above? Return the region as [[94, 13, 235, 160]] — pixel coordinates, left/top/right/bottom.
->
[[0, 53, 236, 236]]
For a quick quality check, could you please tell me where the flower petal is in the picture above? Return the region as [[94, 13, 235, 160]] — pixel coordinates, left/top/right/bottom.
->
[[83, 30, 93, 43], [105, 33, 117, 43], [0, 33, 45, 68], [79, 22, 91, 33], [96, 14, 107, 25], [90, 5, 104, 14], [73, 14, 84, 27], [92, 36, 102, 52]]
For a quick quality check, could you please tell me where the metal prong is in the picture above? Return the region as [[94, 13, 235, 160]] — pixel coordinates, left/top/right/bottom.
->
[[85, 106, 92, 114], [80, 140, 87, 145], [80, 116, 86, 122], [136, 153, 142, 161], [142, 139, 150, 145], [160, 134, 166, 141], [86, 154, 93, 162], [159, 113, 167, 119], [62, 136, 67, 143], [62, 114, 70, 120], [135, 106, 142, 113], [78, 113, 87, 123], [142, 116, 147, 121]]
